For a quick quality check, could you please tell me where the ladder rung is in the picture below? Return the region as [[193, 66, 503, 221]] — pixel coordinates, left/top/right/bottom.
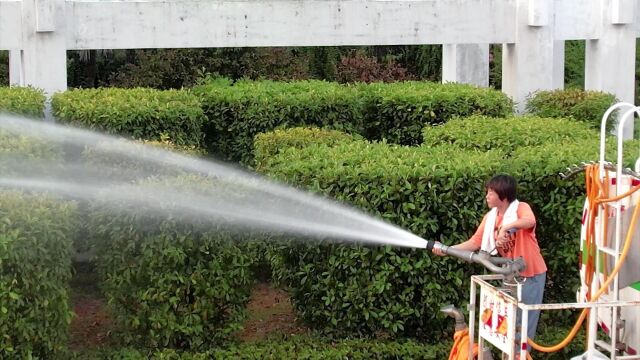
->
[[598, 246, 621, 257], [595, 339, 614, 352]]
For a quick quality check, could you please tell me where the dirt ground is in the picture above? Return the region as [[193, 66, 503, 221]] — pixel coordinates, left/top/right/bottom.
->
[[68, 279, 306, 350], [236, 282, 308, 342], [68, 294, 113, 351]]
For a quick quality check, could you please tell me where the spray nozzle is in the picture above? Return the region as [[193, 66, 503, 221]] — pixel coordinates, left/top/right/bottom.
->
[[426, 240, 525, 276]]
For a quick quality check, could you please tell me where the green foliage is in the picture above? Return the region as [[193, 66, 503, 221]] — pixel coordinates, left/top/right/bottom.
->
[[257, 121, 639, 335], [336, 50, 414, 83], [526, 89, 617, 131], [90, 177, 255, 350], [82, 336, 449, 359], [0, 130, 63, 164], [565, 41, 585, 89], [358, 81, 514, 145], [80, 136, 205, 183], [104, 49, 250, 89], [0, 86, 46, 117], [422, 115, 597, 154], [533, 317, 587, 359], [0, 51, 8, 86], [194, 79, 513, 164], [51, 88, 205, 146], [489, 44, 502, 90], [0, 191, 76, 359], [254, 127, 356, 169], [193, 80, 366, 164], [261, 141, 503, 338]]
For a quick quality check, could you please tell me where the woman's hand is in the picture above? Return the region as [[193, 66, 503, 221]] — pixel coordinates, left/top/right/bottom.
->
[[431, 246, 446, 256], [496, 227, 515, 250]]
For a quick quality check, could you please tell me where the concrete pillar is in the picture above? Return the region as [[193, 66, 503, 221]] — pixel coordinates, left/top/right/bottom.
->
[[501, 0, 558, 112], [442, 44, 489, 87], [553, 40, 565, 90], [20, 0, 67, 95], [585, 0, 636, 138], [8, 50, 23, 86]]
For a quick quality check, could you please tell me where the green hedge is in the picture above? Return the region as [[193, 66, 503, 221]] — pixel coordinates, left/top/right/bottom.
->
[[193, 80, 513, 164], [193, 80, 366, 164], [0, 191, 76, 358], [0, 86, 46, 117], [422, 115, 597, 154], [78, 336, 449, 359], [90, 177, 255, 350], [52, 88, 205, 147], [261, 141, 504, 338], [358, 81, 513, 145], [526, 89, 616, 131], [256, 123, 640, 337], [254, 127, 357, 169]]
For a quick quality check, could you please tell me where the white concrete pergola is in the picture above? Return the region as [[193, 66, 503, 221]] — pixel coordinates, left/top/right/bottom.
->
[[0, 0, 638, 114]]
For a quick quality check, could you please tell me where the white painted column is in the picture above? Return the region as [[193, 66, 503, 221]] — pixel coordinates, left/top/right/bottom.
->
[[553, 40, 565, 89], [20, 0, 67, 95], [8, 50, 23, 86], [501, 0, 558, 112], [585, 0, 636, 138], [442, 44, 489, 87]]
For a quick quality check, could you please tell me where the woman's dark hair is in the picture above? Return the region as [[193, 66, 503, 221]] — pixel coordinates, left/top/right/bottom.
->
[[486, 174, 517, 202]]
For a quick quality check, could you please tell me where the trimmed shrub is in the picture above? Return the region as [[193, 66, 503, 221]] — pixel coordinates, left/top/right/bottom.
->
[[0, 86, 46, 117], [52, 88, 205, 146], [80, 136, 205, 183], [257, 124, 640, 336], [254, 127, 356, 169], [359, 81, 514, 145], [0, 191, 76, 358], [83, 336, 449, 359], [193, 80, 365, 164], [193, 80, 513, 164], [526, 89, 616, 131], [261, 141, 504, 338], [422, 115, 598, 154], [90, 177, 255, 350]]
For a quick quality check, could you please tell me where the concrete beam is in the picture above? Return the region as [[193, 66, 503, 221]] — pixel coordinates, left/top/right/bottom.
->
[[64, 0, 516, 50]]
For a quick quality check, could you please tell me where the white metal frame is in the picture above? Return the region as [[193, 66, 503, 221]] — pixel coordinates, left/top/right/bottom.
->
[[469, 275, 640, 360]]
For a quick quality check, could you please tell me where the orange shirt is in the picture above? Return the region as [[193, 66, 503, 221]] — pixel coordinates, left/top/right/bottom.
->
[[469, 202, 547, 278]]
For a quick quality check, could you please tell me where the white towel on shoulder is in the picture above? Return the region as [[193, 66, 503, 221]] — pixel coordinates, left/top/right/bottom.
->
[[481, 200, 519, 255]]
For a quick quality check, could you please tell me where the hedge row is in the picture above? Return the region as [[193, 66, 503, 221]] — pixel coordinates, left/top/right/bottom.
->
[[51, 88, 206, 147], [0, 191, 76, 359], [526, 89, 617, 131], [254, 127, 357, 168], [77, 336, 449, 359], [0, 86, 46, 117], [422, 115, 597, 154], [76, 327, 585, 360], [255, 121, 639, 339], [90, 177, 256, 350], [358, 81, 514, 145], [193, 80, 513, 163], [261, 141, 503, 339]]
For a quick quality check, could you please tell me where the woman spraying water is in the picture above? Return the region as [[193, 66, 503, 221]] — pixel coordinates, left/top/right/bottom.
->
[[432, 174, 547, 346]]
